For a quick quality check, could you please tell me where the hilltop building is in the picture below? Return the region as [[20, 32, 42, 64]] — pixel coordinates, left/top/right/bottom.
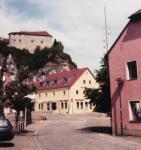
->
[[34, 68, 99, 114], [108, 10, 141, 136], [9, 31, 53, 53]]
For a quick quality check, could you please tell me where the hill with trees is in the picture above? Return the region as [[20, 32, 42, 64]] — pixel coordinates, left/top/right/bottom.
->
[[0, 39, 77, 71]]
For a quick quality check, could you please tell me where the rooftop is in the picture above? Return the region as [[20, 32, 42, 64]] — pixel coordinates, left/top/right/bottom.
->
[[9, 31, 52, 37], [35, 68, 88, 91], [129, 9, 141, 20]]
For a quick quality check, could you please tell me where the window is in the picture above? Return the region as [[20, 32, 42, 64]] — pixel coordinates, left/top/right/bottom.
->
[[83, 90, 85, 95], [76, 102, 79, 109], [54, 80, 57, 85], [61, 102, 64, 109], [41, 41, 43, 44], [90, 103, 92, 109], [65, 102, 67, 109], [31, 40, 34, 43], [19, 39, 21, 43], [129, 101, 141, 122], [0, 120, 9, 127], [76, 90, 78, 94], [52, 102, 57, 110], [80, 102, 83, 109], [39, 94, 41, 98], [64, 78, 68, 85], [46, 93, 47, 97], [47, 103, 50, 110], [41, 103, 43, 110], [85, 102, 88, 108], [46, 81, 50, 85], [89, 80, 91, 84], [63, 91, 66, 95], [39, 104, 40, 110], [127, 61, 137, 80], [83, 80, 86, 84], [53, 91, 55, 96]]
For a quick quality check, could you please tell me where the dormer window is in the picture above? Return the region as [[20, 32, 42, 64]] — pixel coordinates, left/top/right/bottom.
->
[[54, 80, 57, 85], [46, 81, 50, 85], [64, 78, 68, 85]]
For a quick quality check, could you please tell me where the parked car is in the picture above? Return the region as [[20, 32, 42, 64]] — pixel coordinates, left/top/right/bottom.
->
[[0, 117, 14, 141]]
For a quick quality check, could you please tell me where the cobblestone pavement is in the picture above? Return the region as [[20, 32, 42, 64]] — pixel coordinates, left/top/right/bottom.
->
[[34, 113, 141, 150], [1, 112, 141, 150]]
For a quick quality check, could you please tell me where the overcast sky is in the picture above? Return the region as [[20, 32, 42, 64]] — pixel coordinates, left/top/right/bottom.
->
[[0, 0, 141, 73]]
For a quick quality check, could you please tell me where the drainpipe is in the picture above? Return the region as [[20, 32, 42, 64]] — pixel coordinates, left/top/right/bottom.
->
[[116, 78, 124, 136]]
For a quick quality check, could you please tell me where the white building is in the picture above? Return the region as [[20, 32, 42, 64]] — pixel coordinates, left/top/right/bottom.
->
[[34, 68, 99, 114], [9, 31, 53, 53]]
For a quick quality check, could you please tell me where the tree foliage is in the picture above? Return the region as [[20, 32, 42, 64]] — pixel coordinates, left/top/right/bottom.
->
[[4, 81, 35, 112], [0, 40, 77, 71], [2, 66, 36, 130], [84, 55, 111, 113]]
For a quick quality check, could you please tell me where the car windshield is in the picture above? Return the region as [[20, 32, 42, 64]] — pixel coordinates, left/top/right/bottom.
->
[[0, 120, 9, 127]]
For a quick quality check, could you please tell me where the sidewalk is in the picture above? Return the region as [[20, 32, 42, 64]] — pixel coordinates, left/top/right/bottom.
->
[[0, 113, 48, 150]]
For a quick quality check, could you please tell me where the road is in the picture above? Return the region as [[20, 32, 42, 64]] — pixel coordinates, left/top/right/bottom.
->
[[34, 113, 141, 150]]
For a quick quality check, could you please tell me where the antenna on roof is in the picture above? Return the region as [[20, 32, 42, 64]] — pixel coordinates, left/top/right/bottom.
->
[[104, 6, 109, 52]]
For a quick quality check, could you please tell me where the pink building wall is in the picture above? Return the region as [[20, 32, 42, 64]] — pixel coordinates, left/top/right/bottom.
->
[[108, 17, 141, 135]]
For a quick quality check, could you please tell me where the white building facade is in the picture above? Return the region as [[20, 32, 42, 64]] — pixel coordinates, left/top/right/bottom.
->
[[9, 31, 53, 53], [34, 68, 99, 114]]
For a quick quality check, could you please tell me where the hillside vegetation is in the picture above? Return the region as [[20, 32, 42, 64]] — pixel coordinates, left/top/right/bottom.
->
[[0, 40, 77, 71]]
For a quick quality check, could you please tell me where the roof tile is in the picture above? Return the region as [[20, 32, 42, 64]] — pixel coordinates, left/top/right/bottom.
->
[[35, 68, 87, 91]]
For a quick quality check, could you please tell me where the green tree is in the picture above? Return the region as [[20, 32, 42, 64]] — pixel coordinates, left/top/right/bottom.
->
[[4, 66, 36, 132], [84, 55, 111, 113]]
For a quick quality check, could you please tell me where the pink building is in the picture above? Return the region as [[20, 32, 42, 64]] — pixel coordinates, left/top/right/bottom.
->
[[108, 10, 141, 136]]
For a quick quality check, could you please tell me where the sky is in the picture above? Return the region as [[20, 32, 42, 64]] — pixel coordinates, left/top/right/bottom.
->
[[0, 0, 141, 73]]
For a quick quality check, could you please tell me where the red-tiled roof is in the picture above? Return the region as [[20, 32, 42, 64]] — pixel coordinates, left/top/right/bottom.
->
[[35, 68, 88, 91], [9, 31, 52, 37]]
